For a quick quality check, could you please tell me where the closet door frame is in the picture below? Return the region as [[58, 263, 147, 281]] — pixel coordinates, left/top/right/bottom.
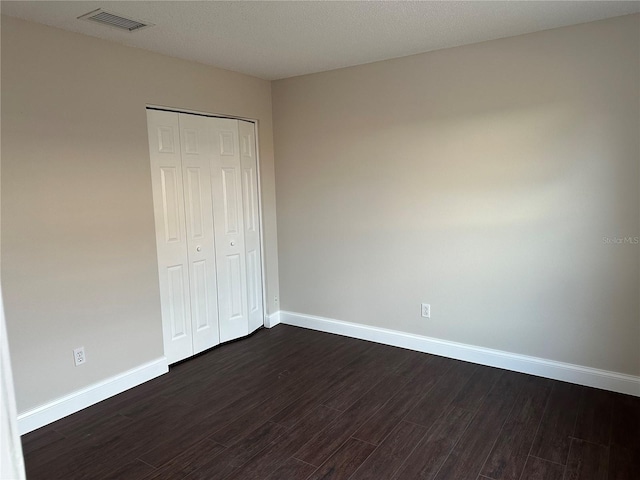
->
[[147, 105, 268, 337]]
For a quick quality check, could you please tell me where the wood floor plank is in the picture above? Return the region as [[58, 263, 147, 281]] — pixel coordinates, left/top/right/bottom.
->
[[28, 429, 148, 478], [270, 365, 367, 428], [530, 381, 582, 465], [480, 376, 553, 480], [351, 420, 428, 480], [99, 459, 157, 480], [573, 387, 613, 446], [564, 438, 608, 480], [449, 365, 503, 413], [21, 428, 66, 456], [266, 340, 379, 428], [611, 393, 640, 453], [518, 456, 564, 480], [391, 351, 434, 376], [178, 421, 288, 480], [321, 345, 410, 411], [403, 360, 477, 428], [263, 457, 317, 480], [433, 371, 525, 480], [118, 394, 192, 422], [321, 368, 387, 412], [294, 372, 410, 467], [52, 409, 135, 439], [138, 385, 273, 467], [608, 446, 640, 480], [209, 369, 325, 446], [24, 414, 138, 478], [392, 406, 474, 480], [225, 405, 341, 480], [142, 438, 226, 479], [165, 380, 248, 410], [306, 438, 376, 480], [352, 357, 445, 445]]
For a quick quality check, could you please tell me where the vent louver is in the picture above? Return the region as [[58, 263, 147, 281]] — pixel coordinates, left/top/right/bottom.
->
[[78, 9, 153, 32]]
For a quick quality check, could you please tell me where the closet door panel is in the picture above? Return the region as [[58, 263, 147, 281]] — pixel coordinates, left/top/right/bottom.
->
[[178, 113, 220, 354], [147, 110, 193, 363], [211, 118, 249, 342], [239, 121, 264, 332]]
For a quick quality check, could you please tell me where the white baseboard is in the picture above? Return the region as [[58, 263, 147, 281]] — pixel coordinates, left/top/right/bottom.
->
[[264, 311, 281, 329], [278, 311, 640, 397], [18, 357, 168, 435]]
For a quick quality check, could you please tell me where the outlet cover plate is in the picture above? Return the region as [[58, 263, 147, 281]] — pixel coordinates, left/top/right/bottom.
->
[[73, 347, 86, 366]]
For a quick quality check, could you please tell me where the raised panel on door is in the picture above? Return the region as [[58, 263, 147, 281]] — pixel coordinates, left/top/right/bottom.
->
[[239, 120, 264, 333], [178, 113, 220, 354], [166, 265, 189, 339], [160, 167, 182, 243], [146, 109, 193, 363], [210, 118, 249, 342]]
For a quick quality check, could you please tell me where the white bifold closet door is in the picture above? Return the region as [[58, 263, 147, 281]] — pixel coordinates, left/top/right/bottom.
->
[[147, 109, 263, 364]]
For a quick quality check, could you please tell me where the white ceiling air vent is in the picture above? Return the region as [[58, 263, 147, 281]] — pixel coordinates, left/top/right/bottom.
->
[[77, 8, 154, 32]]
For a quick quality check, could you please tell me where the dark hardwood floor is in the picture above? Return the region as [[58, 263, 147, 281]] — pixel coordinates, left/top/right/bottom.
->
[[22, 325, 639, 479]]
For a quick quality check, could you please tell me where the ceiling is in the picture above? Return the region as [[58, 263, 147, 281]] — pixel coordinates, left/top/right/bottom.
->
[[2, 1, 639, 80]]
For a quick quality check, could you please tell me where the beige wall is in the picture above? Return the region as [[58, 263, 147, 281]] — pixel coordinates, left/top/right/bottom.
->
[[1, 15, 279, 412], [273, 14, 639, 375]]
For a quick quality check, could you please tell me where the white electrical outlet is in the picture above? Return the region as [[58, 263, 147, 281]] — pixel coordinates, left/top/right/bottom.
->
[[421, 303, 431, 318], [73, 347, 86, 366]]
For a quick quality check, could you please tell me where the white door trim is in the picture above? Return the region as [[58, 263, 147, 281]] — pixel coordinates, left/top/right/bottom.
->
[[1, 287, 26, 478]]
